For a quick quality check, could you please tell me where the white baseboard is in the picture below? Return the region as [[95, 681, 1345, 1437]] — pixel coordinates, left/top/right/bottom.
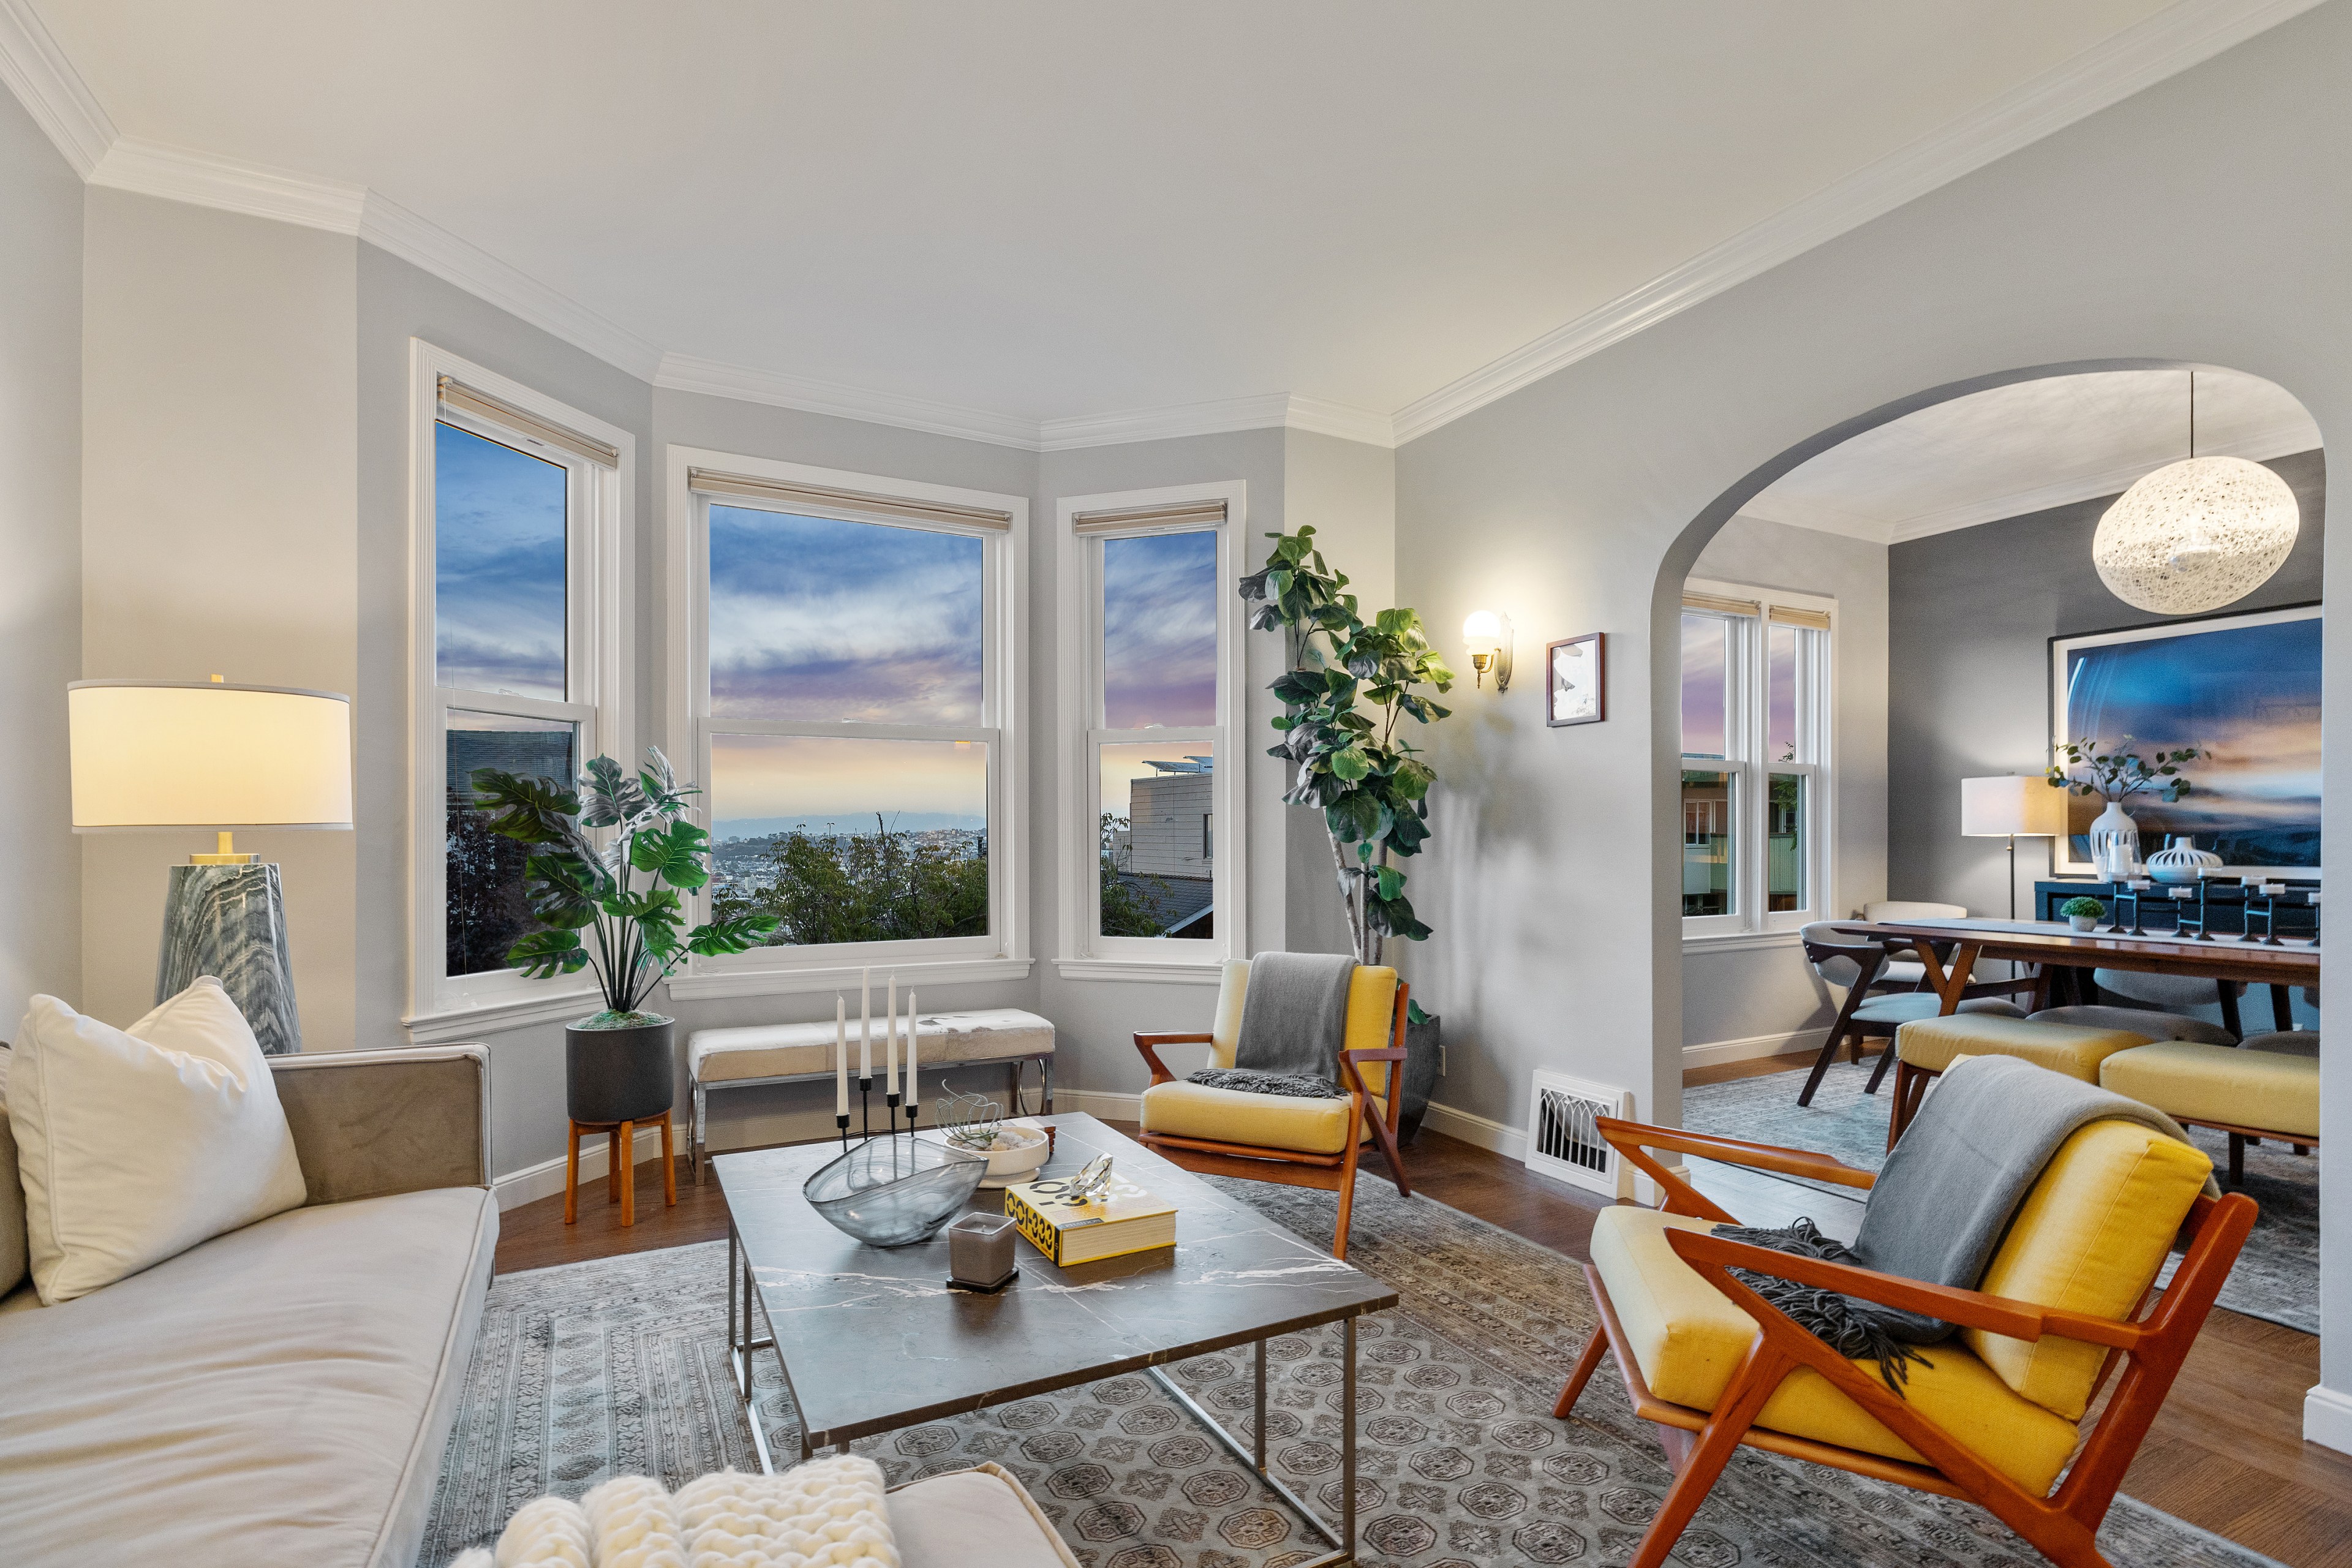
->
[[1683, 1028, 1828, 1069], [494, 1120, 675, 1212], [2305, 1383, 2352, 1455], [1419, 1099, 1525, 1158]]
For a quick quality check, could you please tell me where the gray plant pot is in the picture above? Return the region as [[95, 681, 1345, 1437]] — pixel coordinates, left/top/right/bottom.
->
[[1396, 1013, 1442, 1145], [566, 1014, 676, 1126]]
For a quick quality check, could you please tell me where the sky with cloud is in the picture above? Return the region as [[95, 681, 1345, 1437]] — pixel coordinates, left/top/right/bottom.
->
[[1103, 530, 1218, 729], [435, 423, 567, 698]]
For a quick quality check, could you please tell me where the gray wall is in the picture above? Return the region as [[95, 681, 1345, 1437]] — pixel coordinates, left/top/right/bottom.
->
[[0, 88, 82, 1025], [1384, 0, 2352, 1417], [1888, 448, 2323, 916], [1681, 515, 1890, 1056]]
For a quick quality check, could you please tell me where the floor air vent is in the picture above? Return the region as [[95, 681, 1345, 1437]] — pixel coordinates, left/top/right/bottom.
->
[[1526, 1070, 1633, 1199]]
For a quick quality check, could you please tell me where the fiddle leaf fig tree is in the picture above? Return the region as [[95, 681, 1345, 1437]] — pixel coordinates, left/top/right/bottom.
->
[[467, 746, 778, 1022], [1239, 526, 1454, 970]]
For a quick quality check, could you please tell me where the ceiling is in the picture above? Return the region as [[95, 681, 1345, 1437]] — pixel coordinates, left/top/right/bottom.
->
[[1741, 369, 2323, 543], [7, 1, 2315, 445]]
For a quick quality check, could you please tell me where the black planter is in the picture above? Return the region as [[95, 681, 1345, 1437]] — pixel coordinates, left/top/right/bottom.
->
[[566, 1015, 676, 1125], [1396, 1012, 1442, 1145]]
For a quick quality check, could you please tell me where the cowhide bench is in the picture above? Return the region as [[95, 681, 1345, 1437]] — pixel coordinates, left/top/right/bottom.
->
[[687, 1008, 1055, 1182]]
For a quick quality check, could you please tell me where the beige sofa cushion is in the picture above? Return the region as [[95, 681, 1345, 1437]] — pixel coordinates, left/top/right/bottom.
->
[[690, 1008, 1054, 1085], [0, 1184, 496, 1568], [892, 1463, 1082, 1568]]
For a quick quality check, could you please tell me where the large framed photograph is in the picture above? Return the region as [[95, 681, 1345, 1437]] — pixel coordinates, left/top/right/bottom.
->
[[1547, 633, 1604, 726], [2050, 603, 2320, 876]]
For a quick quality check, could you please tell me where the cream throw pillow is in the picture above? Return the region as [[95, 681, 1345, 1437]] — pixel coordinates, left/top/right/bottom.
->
[[451, 1459, 901, 1568], [10, 978, 306, 1303]]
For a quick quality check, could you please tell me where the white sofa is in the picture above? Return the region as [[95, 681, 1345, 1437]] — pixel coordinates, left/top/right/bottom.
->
[[0, 1044, 497, 1568]]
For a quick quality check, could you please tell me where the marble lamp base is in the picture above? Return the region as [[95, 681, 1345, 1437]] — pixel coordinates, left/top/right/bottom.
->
[[157, 862, 301, 1055]]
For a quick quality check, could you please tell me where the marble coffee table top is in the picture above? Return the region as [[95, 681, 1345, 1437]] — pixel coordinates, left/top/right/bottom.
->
[[712, 1112, 1398, 1451]]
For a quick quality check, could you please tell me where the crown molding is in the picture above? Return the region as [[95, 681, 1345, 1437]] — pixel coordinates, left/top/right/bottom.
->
[[1039, 391, 1393, 451], [655, 351, 1041, 449], [0, 0, 113, 176], [90, 136, 365, 231], [1389, 0, 2324, 446], [362, 192, 663, 379]]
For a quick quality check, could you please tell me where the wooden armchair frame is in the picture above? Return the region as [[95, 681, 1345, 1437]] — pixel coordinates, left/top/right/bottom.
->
[[1555, 1117, 2256, 1568], [1133, 979, 1412, 1261]]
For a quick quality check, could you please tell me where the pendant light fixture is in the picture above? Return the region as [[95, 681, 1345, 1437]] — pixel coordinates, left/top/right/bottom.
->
[[2091, 371, 2298, 615]]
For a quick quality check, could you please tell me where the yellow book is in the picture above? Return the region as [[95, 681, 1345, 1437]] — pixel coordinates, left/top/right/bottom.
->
[[1003, 1173, 1177, 1266]]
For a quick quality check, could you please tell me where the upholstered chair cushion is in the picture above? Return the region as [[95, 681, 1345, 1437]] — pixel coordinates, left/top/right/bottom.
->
[[2029, 1005, 2236, 1046], [1896, 1015, 2148, 1080], [1862, 901, 1969, 921], [2241, 1030, 2319, 1057], [1588, 1205, 2081, 1493], [2100, 1041, 2320, 1139], [2094, 968, 2225, 1011], [1962, 1120, 2212, 1418], [1143, 959, 1395, 1150], [1852, 993, 2023, 1027]]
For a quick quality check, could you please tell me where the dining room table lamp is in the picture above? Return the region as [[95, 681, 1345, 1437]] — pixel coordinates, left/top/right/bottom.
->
[[1961, 773, 2069, 922], [67, 676, 353, 1054]]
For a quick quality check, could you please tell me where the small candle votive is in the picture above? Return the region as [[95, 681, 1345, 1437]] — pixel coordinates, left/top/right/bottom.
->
[[947, 1212, 1019, 1292]]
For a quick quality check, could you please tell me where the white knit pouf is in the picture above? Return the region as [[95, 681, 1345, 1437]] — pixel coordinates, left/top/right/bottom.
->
[[451, 1457, 899, 1568]]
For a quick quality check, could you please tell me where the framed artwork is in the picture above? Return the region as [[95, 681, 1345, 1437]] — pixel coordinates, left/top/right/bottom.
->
[[2049, 603, 2320, 876], [1547, 633, 1605, 726]]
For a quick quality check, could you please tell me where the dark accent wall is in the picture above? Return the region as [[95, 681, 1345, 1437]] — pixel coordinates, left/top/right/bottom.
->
[[1886, 448, 2323, 915]]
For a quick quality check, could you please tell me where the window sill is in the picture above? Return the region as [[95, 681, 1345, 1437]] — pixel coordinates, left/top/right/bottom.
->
[[1053, 958, 1225, 986], [666, 956, 1033, 1001], [1681, 929, 1804, 956], [404, 986, 605, 1043]]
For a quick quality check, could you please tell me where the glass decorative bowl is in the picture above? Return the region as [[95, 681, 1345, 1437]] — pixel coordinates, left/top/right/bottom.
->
[[803, 1134, 987, 1248]]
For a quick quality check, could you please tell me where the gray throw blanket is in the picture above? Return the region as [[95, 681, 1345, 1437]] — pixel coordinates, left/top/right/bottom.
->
[[1186, 951, 1355, 1101], [1718, 1055, 2218, 1393]]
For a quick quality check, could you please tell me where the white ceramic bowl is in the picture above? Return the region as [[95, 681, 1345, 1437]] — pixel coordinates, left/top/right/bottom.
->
[[931, 1119, 1053, 1189]]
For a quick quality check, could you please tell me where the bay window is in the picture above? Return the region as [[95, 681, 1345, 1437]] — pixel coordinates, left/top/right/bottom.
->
[[1680, 580, 1833, 937]]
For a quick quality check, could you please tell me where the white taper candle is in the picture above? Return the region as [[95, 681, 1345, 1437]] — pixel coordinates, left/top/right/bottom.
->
[[907, 992, 918, 1105], [859, 967, 871, 1080], [886, 974, 899, 1096], [834, 993, 848, 1116]]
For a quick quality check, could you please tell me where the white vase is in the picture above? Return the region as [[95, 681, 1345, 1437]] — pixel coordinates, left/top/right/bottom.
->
[[2146, 834, 2223, 885], [2089, 801, 2139, 878]]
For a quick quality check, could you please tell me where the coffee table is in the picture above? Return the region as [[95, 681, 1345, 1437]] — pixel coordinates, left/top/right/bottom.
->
[[714, 1112, 1397, 1566]]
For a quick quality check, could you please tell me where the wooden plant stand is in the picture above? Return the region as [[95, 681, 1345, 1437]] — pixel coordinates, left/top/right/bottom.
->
[[565, 1114, 676, 1226]]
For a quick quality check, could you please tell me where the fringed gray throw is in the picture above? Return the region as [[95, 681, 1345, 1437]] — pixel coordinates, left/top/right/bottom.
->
[[1186, 1068, 1347, 1099], [1709, 1055, 2219, 1397]]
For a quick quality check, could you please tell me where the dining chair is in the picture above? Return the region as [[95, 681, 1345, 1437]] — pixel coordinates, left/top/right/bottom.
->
[[1796, 922, 2027, 1107]]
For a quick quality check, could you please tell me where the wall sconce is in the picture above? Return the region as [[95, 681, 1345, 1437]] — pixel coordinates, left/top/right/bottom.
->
[[1462, 610, 1513, 692]]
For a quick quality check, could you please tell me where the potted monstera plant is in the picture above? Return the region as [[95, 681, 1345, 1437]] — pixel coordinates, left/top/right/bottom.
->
[[1240, 525, 1455, 1140], [469, 748, 778, 1127]]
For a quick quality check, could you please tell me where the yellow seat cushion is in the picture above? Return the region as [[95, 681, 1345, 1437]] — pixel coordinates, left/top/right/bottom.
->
[[1964, 1119, 2211, 1419], [1896, 1014, 2149, 1080], [2100, 1041, 2318, 1140], [1589, 1205, 2082, 1493], [1140, 1079, 1357, 1153]]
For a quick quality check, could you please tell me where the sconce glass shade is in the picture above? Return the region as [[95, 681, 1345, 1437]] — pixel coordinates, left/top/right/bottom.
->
[[68, 680, 354, 830], [1461, 610, 1504, 654], [2092, 456, 2297, 615]]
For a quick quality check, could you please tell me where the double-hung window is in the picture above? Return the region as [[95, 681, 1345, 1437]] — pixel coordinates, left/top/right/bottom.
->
[[410, 344, 631, 1029], [668, 450, 1028, 997], [1679, 579, 1833, 937], [1057, 483, 1246, 973]]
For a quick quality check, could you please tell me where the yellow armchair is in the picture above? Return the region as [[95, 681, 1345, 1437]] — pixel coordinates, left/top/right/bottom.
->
[[1133, 959, 1411, 1259]]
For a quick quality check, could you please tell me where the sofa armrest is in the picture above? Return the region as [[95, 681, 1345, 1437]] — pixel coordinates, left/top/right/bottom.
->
[[270, 1046, 491, 1206]]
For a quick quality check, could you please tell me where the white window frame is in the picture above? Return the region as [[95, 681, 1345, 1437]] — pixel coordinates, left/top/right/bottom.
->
[[405, 341, 634, 1038], [1054, 481, 1248, 982], [1679, 578, 1834, 942], [663, 445, 1029, 1001]]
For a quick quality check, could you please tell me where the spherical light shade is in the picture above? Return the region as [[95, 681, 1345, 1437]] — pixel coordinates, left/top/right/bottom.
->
[[2092, 455, 2298, 614], [1461, 609, 1503, 652]]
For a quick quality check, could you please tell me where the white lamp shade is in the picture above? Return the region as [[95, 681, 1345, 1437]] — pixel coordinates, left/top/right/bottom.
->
[[69, 680, 353, 830], [1462, 610, 1504, 654], [2091, 455, 2298, 614], [1961, 775, 2067, 838]]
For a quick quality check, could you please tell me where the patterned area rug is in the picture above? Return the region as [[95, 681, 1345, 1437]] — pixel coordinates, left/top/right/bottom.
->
[[1683, 1058, 2320, 1334], [423, 1176, 2275, 1567]]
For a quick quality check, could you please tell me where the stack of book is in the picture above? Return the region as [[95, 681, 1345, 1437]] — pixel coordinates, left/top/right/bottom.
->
[[1004, 1174, 1176, 1265]]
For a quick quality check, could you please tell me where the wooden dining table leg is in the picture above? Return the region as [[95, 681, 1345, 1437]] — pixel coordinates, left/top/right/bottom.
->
[[2271, 983, 2295, 1031], [2218, 981, 2244, 1042]]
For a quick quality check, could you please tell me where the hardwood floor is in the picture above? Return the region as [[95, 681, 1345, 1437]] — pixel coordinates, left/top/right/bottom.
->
[[497, 1101, 2351, 1567]]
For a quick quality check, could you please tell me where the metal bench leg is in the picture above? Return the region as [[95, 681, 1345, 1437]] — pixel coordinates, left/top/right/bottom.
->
[[1042, 1054, 1054, 1114], [691, 1081, 706, 1185]]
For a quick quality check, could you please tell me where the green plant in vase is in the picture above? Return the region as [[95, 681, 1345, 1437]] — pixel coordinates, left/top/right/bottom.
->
[[2060, 895, 2109, 931], [2045, 736, 2207, 880]]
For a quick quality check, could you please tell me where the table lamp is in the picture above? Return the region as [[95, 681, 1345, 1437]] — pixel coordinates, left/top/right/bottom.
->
[[68, 677, 353, 1054], [1961, 774, 2068, 921]]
